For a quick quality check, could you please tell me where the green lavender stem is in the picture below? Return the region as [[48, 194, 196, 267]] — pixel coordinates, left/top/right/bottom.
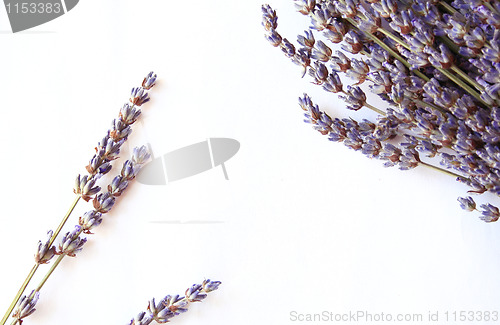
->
[[420, 161, 463, 178]]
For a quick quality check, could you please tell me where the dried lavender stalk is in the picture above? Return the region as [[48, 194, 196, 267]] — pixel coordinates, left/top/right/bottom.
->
[[1, 72, 157, 325], [8, 147, 152, 325], [262, 1, 500, 221], [128, 279, 221, 325]]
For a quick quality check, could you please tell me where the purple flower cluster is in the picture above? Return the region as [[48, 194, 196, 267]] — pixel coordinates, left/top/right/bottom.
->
[[74, 72, 157, 202], [129, 279, 221, 325], [262, 1, 500, 222]]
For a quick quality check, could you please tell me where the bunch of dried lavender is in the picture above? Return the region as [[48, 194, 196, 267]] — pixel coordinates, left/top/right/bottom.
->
[[128, 279, 221, 325], [262, 0, 500, 222], [1, 72, 158, 325]]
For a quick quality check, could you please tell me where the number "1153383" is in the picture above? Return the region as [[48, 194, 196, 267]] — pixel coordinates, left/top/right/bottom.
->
[[6, 2, 62, 14]]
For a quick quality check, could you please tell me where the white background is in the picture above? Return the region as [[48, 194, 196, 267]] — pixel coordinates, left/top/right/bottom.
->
[[1, 1, 500, 324]]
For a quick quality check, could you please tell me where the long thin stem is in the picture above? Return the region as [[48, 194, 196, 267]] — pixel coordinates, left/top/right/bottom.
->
[[451, 65, 485, 91], [34, 254, 66, 293], [420, 160, 463, 178], [439, 1, 458, 14], [49, 196, 81, 249], [0, 195, 81, 325], [364, 101, 386, 115], [437, 68, 487, 105]]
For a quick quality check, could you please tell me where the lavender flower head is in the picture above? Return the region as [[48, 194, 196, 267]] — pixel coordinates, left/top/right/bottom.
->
[[34, 230, 56, 264], [12, 291, 39, 325], [73, 174, 101, 202], [57, 225, 86, 257]]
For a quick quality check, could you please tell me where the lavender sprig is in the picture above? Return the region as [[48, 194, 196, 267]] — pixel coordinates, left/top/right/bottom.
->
[[9, 147, 152, 325], [1, 73, 157, 325], [128, 280, 221, 325]]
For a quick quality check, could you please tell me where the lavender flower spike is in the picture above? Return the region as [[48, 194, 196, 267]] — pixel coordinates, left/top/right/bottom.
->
[[12, 291, 39, 325], [130, 280, 221, 325]]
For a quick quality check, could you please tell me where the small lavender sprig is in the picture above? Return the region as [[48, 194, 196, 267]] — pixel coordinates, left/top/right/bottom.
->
[[8, 147, 152, 325], [0, 73, 157, 325], [128, 280, 221, 325]]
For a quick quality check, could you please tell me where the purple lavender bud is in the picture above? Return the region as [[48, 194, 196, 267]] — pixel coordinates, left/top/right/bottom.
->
[[131, 145, 150, 163], [368, 71, 392, 93], [34, 230, 56, 264], [458, 196, 476, 211], [98, 136, 123, 161], [108, 175, 129, 197], [128, 312, 153, 325], [79, 211, 103, 234], [389, 10, 412, 34], [311, 40, 332, 62], [86, 154, 104, 176], [73, 174, 101, 202], [202, 279, 221, 293], [130, 87, 150, 106], [310, 8, 333, 31], [416, 140, 439, 158], [281, 38, 296, 58], [12, 291, 39, 324], [142, 71, 157, 90], [93, 192, 115, 213], [335, 0, 358, 18], [109, 119, 132, 141], [341, 30, 363, 54], [424, 44, 454, 69], [482, 31, 500, 62], [324, 20, 347, 43], [261, 4, 278, 31], [356, 7, 381, 33], [163, 295, 188, 314], [323, 71, 343, 93], [292, 48, 311, 75], [346, 59, 369, 85], [147, 298, 175, 323], [58, 226, 86, 257], [339, 85, 366, 111], [330, 51, 351, 72], [121, 160, 136, 180], [294, 0, 316, 15], [464, 27, 486, 50], [371, 0, 397, 18], [477, 5, 500, 27], [297, 30, 315, 49], [309, 61, 329, 85], [185, 284, 207, 302], [265, 29, 282, 47], [479, 203, 500, 222], [380, 143, 402, 167], [361, 137, 382, 157], [120, 104, 142, 126]]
